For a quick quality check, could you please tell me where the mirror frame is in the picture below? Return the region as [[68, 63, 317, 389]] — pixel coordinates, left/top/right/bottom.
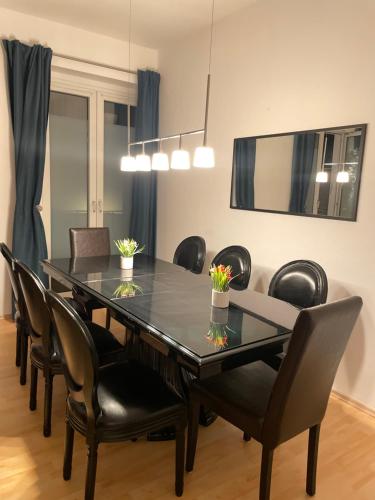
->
[[230, 123, 367, 222]]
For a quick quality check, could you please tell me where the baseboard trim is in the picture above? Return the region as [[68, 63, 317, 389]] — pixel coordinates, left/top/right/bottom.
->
[[331, 390, 375, 419], [0, 314, 12, 321]]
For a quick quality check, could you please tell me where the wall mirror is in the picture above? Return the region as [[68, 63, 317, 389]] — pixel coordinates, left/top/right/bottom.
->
[[230, 124, 366, 221]]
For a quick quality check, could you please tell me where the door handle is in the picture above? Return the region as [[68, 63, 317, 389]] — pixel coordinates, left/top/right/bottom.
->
[[98, 200, 103, 214], [91, 200, 97, 213]]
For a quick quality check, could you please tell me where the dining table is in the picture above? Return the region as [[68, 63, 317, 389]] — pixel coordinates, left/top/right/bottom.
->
[[42, 253, 300, 428]]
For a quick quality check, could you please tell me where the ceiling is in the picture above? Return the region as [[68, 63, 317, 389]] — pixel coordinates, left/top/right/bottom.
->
[[0, 0, 256, 48]]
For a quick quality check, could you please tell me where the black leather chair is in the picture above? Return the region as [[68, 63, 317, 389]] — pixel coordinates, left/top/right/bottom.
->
[[268, 260, 328, 308], [0, 243, 29, 385], [15, 261, 125, 437], [266, 260, 328, 370], [211, 245, 251, 290], [186, 296, 362, 500], [46, 290, 187, 500], [173, 236, 206, 274], [69, 227, 112, 329]]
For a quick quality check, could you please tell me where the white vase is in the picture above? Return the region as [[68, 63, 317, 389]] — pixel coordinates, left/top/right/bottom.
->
[[120, 256, 133, 270], [211, 289, 229, 309]]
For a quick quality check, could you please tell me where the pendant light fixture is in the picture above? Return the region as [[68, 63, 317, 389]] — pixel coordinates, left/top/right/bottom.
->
[[152, 139, 169, 170], [123, 0, 216, 173], [171, 135, 191, 170], [193, 0, 215, 169], [136, 143, 152, 171], [120, 0, 137, 172]]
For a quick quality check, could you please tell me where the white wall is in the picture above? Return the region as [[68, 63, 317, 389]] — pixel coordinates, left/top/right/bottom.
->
[[0, 6, 158, 316], [158, 0, 375, 411], [254, 135, 293, 211]]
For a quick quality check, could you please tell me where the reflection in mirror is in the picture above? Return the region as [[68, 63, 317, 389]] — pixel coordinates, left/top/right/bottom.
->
[[230, 125, 366, 221]]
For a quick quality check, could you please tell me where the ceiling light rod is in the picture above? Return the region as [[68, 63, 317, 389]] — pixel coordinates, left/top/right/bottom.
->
[[203, 0, 214, 146], [129, 128, 204, 147], [203, 74, 211, 146]]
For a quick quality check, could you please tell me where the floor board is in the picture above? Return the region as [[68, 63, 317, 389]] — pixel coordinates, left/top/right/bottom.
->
[[1, 313, 374, 499]]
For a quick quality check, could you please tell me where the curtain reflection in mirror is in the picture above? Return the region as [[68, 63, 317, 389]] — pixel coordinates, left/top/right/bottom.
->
[[289, 133, 318, 213], [233, 138, 256, 209]]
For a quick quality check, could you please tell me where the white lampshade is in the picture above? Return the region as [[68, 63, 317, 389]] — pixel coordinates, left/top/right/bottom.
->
[[171, 149, 190, 170], [120, 155, 136, 172], [336, 170, 349, 183], [152, 152, 169, 171], [193, 146, 215, 168], [316, 171, 328, 183], [136, 154, 151, 172]]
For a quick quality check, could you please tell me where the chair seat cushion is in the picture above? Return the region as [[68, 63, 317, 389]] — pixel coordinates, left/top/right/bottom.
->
[[191, 361, 277, 440], [68, 360, 185, 440]]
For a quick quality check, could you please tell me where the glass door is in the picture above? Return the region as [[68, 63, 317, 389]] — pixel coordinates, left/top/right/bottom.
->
[[44, 74, 136, 258], [97, 94, 136, 253]]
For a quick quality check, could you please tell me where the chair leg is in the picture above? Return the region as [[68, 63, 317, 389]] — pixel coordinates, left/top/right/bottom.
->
[[243, 432, 251, 442], [85, 441, 98, 500], [63, 420, 75, 481], [43, 371, 54, 437], [306, 424, 320, 496], [105, 310, 111, 330], [186, 397, 200, 472], [175, 425, 185, 497], [15, 323, 21, 367], [260, 447, 274, 500], [20, 332, 28, 386], [29, 364, 38, 411]]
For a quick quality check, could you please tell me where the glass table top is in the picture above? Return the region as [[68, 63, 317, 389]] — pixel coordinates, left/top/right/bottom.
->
[[43, 254, 297, 363]]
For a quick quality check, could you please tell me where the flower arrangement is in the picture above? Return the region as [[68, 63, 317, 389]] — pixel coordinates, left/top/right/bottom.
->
[[209, 264, 233, 292], [113, 281, 143, 298], [114, 238, 144, 258]]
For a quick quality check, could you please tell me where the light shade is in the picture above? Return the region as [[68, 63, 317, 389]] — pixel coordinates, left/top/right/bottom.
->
[[316, 171, 328, 183], [193, 146, 215, 168], [152, 152, 169, 171], [120, 155, 136, 172], [336, 170, 349, 183], [171, 149, 190, 170], [136, 154, 151, 172]]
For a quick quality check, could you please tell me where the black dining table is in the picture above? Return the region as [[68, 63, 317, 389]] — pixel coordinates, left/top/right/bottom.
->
[[42, 253, 299, 380]]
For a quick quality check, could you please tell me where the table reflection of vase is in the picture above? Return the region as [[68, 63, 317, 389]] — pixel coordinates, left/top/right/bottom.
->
[[121, 268, 134, 281], [210, 306, 229, 325]]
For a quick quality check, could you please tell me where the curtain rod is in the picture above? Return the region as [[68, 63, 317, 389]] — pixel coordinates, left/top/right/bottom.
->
[[53, 52, 137, 75]]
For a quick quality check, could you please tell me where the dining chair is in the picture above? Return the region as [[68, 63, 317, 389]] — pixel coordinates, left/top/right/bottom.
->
[[186, 296, 362, 500], [14, 260, 125, 437], [266, 260, 328, 370], [0, 243, 29, 385], [211, 245, 251, 290], [268, 259, 328, 308], [46, 290, 187, 500], [69, 227, 112, 329], [173, 236, 206, 274]]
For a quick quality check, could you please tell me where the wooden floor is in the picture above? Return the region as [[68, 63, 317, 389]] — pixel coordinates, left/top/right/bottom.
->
[[1, 314, 375, 500]]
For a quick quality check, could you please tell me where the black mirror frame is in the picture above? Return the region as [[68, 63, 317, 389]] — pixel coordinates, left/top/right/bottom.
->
[[230, 123, 367, 222]]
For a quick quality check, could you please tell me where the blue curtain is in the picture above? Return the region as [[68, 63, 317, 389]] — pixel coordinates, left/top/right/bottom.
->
[[3, 40, 51, 285], [289, 133, 318, 213], [233, 138, 256, 209], [129, 70, 160, 257]]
